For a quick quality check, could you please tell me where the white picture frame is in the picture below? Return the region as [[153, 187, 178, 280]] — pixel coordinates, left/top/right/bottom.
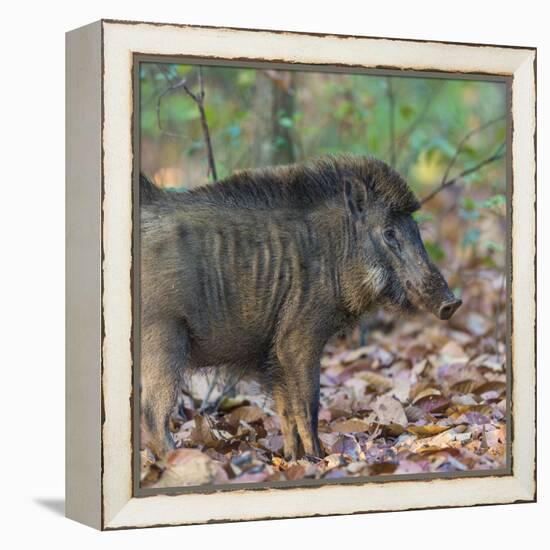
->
[[66, 19, 536, 530]]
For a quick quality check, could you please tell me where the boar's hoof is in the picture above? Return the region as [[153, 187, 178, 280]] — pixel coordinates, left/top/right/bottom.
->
[[303, 454, 323, 463], [437, 298, 462, 320]]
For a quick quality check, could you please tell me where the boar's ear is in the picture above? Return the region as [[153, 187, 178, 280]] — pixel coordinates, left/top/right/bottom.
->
[[343, 177, 368, 220]]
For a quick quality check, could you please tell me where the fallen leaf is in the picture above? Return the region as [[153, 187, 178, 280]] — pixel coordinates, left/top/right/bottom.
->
[[465, 312, 491, 336], [414, 394, 451, 414], [412, 387, 442, 404], [376, 423, 406, 437], [407, 425, 451, 437], [259, 435, 284, 453], [226, 405, 266, 427], [341, 346, 374, 364], [451, 380, 479, 394], [332, 434, 362, 461], [358, 371, 393, 391], [155, 449, 226, 487], [371, 395, 408, 426], [321, 453, 346, 472], [474, 380, 506, 396], [369, 462, 398, 475], [331, 418, 370, 433], [190, 414, 220, 448], [405, 404, 426, 423], [440, 340, 467, 359], [347, 461, 368, 474]]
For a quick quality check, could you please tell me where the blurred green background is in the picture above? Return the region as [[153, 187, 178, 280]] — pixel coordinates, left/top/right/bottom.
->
[[140, 62, 507, 276]]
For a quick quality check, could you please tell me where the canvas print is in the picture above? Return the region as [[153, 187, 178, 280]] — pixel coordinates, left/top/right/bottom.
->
[[137, 62, 508, 490]]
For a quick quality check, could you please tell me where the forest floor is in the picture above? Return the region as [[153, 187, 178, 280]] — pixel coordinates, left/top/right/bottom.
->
[[141, 267, 507, 489]]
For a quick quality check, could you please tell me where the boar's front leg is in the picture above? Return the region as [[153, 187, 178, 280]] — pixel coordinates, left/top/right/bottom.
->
[[140, 319, 187, 460], [275, 336, 322, 459], [273, 384, 301, 461]]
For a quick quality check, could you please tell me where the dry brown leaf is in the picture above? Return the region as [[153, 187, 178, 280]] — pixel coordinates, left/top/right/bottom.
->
[[414, 394, 451, 414], [358, 371, 393, 391], [341, 346, 374, 364], [155, 449, 227, 487], [226, 405, 266, 426], [321, 453, 346, 472], [371, 394, 408, 426], [470, 354, 505, 372], [474, 381, 507, 396], [332, 435, 362, 461], [259, 435, 284, 453], [407, 425, 452, 437], [346, 461, 368, 474], [331, 418, 370, 433], [412, 387, 441, 404], [405, 404, 426, 423], [190, 414, 220, 448], [369, 462, 398, 475], [451, 380, 479, 394], [440, 340, 468, 360], [390, 378, 411, 403], [285, 463, 308, 480], [465, 312, 491, 336], [376, 423, 406, 437]]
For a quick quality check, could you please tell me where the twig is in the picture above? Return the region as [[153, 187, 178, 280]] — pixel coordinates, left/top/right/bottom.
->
[[195, 68, 218, 181], [156, 67, 218, 181], [440, 116, 506, 187], [199, 372, 220, 414], [200, 366, 247, 413], [386, 77, 396, 168], [420, 141, 506, 205], [211, 370, 245, 411]]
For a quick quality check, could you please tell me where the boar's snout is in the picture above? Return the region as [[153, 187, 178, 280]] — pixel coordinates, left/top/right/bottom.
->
[[437, 298, 462, 320], [408, 262, 462, 321]]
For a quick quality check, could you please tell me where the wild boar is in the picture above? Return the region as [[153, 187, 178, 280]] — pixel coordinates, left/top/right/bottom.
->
[[139, 154, 461, 460]]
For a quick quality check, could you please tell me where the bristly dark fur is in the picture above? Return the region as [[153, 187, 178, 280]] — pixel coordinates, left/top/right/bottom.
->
[[141, 154, 420, 214], [140, 172, 165, 204]]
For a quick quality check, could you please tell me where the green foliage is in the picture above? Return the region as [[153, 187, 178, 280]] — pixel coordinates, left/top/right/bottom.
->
[[462, 227, 482, 248], [412, 211, 434, 224], [479, 194, 506, 210], [139, 62, 507, 272], [424, 241, 446, 262]]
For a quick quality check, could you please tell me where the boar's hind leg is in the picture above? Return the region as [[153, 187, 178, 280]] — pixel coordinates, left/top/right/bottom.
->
[[140, 320, 187, 460]]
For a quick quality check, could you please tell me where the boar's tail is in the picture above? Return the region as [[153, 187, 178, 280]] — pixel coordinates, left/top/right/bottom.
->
[[140, 172, 164, 204]]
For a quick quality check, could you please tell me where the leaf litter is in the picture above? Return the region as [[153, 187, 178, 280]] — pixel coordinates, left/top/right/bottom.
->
[[142, 269, 507, 488]]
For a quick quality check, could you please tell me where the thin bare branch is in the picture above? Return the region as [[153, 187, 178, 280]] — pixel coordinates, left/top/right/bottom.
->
[[195, 68, 218, 181], [156, 78, 189, 132], [420, 141, 506, 205], [156, 67, 218, 181], [440, 115, 506, 186]]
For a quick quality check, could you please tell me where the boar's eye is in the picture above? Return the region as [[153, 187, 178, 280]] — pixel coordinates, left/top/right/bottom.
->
[[383, 228, 401, 252], [383, 228, 397, 242]]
